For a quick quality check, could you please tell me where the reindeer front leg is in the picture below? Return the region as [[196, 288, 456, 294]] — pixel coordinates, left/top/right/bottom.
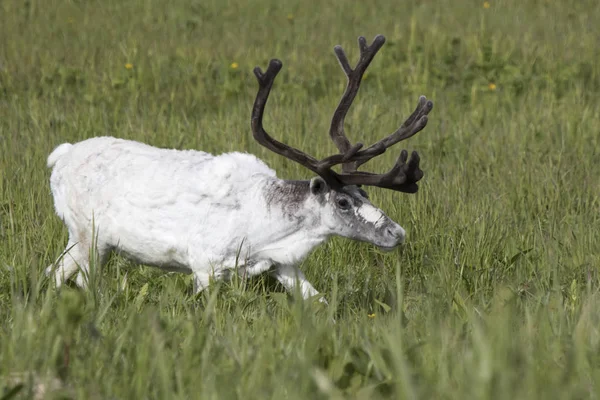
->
[[270, 264, 327, 304]]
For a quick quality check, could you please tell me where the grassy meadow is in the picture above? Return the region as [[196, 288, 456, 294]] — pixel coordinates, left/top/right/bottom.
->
[[1, 0, 600, 398]]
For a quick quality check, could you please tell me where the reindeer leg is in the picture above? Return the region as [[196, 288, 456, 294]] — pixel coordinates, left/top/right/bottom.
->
[[269, 264, 327, 304]]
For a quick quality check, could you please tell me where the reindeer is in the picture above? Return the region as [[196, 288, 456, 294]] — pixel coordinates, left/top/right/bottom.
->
[[46, 35, 433, 300]]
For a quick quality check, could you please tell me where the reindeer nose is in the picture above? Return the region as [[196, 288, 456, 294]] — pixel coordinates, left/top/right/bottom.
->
[[386, 224, 406, 244]]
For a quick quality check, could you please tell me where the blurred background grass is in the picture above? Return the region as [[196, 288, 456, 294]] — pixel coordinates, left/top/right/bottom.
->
[[1, 0, 600, 398]]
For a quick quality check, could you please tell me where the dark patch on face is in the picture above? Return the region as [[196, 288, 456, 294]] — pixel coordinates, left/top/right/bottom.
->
[[264, 179, 310, 221], [336, 186, 365, 208], [330, 185, 387, 231]]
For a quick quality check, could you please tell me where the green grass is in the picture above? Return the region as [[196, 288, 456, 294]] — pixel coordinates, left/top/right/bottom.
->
[[1, 0, 600, 398]]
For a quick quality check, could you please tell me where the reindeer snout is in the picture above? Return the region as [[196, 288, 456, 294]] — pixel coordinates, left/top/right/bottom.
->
[[386, 224, 405, 244]]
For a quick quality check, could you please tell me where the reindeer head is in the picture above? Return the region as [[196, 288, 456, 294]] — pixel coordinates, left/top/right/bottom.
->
[[252, 35, 433, 250]]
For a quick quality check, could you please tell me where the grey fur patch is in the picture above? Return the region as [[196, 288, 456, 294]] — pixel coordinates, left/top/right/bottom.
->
[[264, 179, 310, 220]]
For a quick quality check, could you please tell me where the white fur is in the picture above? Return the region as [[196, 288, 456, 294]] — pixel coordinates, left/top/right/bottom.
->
[[46, 137, 332, 297], [47, 143, 72, 168], [357, 204, 385, 226]]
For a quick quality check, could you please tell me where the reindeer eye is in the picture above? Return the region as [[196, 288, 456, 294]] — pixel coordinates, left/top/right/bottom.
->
[[337, 198, 351, 209]]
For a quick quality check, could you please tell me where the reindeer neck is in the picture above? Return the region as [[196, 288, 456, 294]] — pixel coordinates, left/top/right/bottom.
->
[[252, 178, 328, 264]]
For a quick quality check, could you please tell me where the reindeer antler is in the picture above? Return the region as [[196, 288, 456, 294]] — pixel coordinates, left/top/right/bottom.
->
[[251, 35, 434, 193]]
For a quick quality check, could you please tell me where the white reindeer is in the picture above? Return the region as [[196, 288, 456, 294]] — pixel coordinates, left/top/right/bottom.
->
[[46, 35, 433, 300]]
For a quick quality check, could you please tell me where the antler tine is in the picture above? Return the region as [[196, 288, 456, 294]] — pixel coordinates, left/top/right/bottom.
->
[[329, 35, 386, 172], [355, 95, 433, 169], [337, 150, 424, 193], [330, 93, 433, 193], [328, 93, 432, 192], [251, 59, 341, 185], [252, 60, 317, 168]]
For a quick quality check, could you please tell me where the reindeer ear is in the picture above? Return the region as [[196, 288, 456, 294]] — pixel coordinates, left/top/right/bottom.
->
[[310, 177, 328, 196]]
